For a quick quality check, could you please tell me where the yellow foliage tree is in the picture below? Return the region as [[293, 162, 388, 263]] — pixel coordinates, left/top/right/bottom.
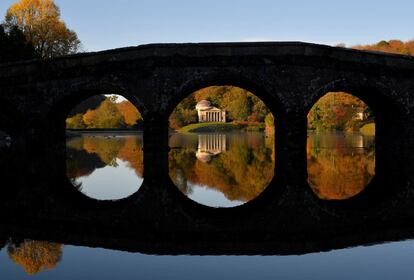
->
[[5, 0, 81, 58]]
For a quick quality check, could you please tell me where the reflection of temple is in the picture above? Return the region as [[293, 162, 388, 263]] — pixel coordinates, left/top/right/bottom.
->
[[196, 134, 227, 162], [195, 100, 226, 123]]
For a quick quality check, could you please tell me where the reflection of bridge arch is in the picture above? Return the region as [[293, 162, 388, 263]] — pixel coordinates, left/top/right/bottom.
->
[[196, 134, 227, 163]]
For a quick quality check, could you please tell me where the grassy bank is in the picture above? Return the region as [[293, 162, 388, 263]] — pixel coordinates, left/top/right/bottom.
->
[[178, 122, 264, 133]]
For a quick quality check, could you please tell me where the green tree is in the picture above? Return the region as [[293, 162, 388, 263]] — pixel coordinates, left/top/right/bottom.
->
[[0, 24, 36, 63], [222, 89, 252, 121], [4, 0, 81, 58], [169, 95, 197, 129]]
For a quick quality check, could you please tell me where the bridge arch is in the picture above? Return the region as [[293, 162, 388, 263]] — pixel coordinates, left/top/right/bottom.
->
[[305, 78, 406, 209], [49, 83, 146, 129], [167, 73, 282, 210], [49, 82, 148, 204]]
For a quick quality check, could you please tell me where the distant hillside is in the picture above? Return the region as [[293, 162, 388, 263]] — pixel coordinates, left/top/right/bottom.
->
[[349, 39, 414, 56]]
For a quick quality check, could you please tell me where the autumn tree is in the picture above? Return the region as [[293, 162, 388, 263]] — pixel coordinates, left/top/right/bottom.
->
[[307, 92, 372, 132], [353, 39, 414, 56], [66, 113, 86, 129], [116, 101, 142, 127], [169, 86, 270, 129], [221, 88, 252, 121], [82, 98, 126, 129], [4, 0, 81, 58], [66, 95, 145, 130], [265, 113, 274, 134]]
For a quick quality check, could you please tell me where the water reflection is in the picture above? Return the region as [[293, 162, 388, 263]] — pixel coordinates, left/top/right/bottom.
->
[[307, 132, 375, 200], [169, 132, 275, 207], [3, 238, 414, 279], [66, 134, 144, 200], [196, 134, 226, 162], [7, 240, 62, 275]]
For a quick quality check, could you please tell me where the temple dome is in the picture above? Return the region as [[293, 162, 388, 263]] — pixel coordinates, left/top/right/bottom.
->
[[195, 100, 212, 110]]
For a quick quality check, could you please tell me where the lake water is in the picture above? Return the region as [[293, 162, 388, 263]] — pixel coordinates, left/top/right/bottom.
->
[[66, 133, 144, 200], [307, 132, 375, 200], [1, 131, 401, 279], [2, 238, 414, 280], [65, 131, 374, 203], [168, 132, 275, 207]]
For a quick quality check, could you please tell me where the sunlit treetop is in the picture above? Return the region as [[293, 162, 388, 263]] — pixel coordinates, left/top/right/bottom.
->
[[4, 0, 81, 58]]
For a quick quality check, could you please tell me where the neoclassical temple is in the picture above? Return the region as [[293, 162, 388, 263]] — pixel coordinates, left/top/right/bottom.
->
[[195, 100, 226, 123]]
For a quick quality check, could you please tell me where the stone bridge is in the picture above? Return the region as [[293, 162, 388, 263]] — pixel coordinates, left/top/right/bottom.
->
[[1, 42, 414, 255]]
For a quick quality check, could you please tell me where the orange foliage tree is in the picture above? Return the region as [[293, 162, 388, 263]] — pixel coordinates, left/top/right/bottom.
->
[[353, 39, 414, 56], [8, 240, 63, 275], [116, 101, 142, 127], [307, 92, 372, 132]]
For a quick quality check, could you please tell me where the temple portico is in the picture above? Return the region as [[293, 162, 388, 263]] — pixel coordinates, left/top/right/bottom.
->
[[195, 100, 226, 123]]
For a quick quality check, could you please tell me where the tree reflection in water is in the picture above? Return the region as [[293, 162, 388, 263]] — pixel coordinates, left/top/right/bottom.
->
[[7, 240, 63, 275], [66, 134, 144, 200], [307, 132, 375, 200], [169, 132, 275, 207]]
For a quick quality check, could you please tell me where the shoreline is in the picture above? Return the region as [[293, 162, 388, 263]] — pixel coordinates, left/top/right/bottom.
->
[[66, 130, 143, 136]]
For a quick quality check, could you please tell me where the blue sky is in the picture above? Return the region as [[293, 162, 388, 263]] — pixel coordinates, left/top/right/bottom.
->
[[1, 0, 413, 52]]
